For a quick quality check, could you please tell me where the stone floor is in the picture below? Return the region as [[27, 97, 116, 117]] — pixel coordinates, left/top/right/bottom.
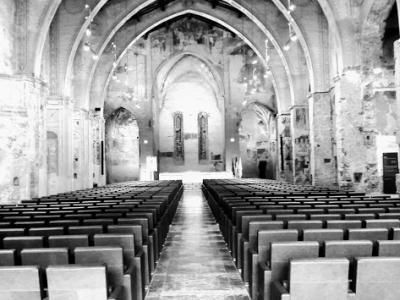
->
[[145, 183, 251, 300]]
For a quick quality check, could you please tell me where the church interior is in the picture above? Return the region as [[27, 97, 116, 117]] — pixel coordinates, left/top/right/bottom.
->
[[1, 0, 400, 299]]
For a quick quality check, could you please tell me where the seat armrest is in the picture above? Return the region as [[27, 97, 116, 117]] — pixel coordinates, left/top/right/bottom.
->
[[108, 285, 123, 300], [271, 281, 290, 300]]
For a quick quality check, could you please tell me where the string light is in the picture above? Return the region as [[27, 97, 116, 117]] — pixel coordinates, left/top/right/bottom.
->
[[283, 40, 291, 51], [83, 42, 91, 52], [288, 23, 298, 42], [288, 0, 296, 12]]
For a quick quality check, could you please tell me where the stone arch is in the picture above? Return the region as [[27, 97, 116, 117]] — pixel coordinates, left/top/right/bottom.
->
[[105, 107, 140, 183]]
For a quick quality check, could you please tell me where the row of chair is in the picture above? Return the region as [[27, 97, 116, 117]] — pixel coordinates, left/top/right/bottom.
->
[[203, 179, 400, 300], [0, 180, 183, 300]]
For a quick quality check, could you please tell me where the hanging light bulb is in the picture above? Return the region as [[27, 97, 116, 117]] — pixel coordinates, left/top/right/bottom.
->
[[92, 53, 99, 60], [288, 23, 298, 42], [86, 27, 92, 37], [83, 42, 91, 52], [85, 3, 90, 9], [113, 61, 118, 68], [283, 41, 291, 51], [112, 73, 117, 81], [288, 0, 296, 12]]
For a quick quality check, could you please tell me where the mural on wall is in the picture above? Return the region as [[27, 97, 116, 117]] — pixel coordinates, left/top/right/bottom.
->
[[239, 104, 277, 179], [173, 112, 184, 163], [47, 131, 58, 195], [151, 17, 226, 53], [198, 112, 208, 161], [293, 107, 311, 185], [280, 115, 293, 181], [105, 108, 140, 183]]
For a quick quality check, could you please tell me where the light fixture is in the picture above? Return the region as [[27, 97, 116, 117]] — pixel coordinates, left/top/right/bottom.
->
[[92, 53, 99, 60], [288, 23, 298, 42], [86, 27, 92, 37], [251, 58, 258, 65], [112, 73, 117, 81], [143, 140, 148, 145], [288, 0, 296, 12], [83, 42, 91, 52], [230, 137, 235, 143], [283, 41, 291, 51]]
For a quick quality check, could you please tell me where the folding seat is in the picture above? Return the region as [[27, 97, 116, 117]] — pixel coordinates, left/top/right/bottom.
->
[[324, 240, 373, 289], [259, 241, 319, 300], [28, 227, 65, 237], [74, 246, 134, 300], [0, 228, 26, 239], [357, 208, 386, 214], [344, 213, 376, 221], [364, 219, 400, 229], [250, 229, 298, 299], [347, 228, 388, 242], [46, 265, 123, 300], [0, 249, 15, 266], [287, 220, 323, 231], [83, 218, 115, 226], [107, 224, 148, 285], [14, 221, 46, 228], [392, 227, 400, 239], [3, 236, 44, 253], [233, 211, 263, 266], [68, 225, 103, 236], [296, 208, 324, 214], [21, 248, 68, 291], [326, 220, 362, 229], [94, 234, 144, 300], [327, 208, 355, 214], [48, 235, 89, 250], [353, 257, 400, 300], [49, 219, 80, 227], [271, 258, 349, 300], [275, 214, 306, 221], [303, 229, 344, 242], [377, 240, 400, 256], [378, 212, 400, 219], [309, 214, 341, 221], [0, 266, 41, 300]]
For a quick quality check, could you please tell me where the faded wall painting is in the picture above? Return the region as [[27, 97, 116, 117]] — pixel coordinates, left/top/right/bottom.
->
[[173, 112, 184, 163], [105, 108, 140, 183], [198, 112, 208, 161], [293, 107, 311, 185]]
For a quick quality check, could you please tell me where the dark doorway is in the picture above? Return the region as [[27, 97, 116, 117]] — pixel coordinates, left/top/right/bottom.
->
[[383, 152, 399, 194], [258, 161, 267, 179]]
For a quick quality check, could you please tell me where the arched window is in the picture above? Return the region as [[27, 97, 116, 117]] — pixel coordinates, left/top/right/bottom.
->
[[173, 112, 184, 162], [198, 112, 208, 161]]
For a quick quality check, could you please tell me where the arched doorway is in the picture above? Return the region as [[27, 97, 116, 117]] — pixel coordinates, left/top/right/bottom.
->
[[105, 108, 140, 183]]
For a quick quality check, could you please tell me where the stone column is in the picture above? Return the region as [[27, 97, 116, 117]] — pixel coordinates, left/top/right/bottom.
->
[[394, 39, 400, 193], [334, 67, 367, 191], [309, 92, 337, 187], [290, 105, 312, 185], [46, 96, 74, 195], [276, 113, 293, 183], [91, 112, 106, 187], [0, 75, 48, 203]]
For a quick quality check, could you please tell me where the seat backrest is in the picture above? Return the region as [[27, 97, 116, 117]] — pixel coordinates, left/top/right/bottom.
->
[[270, 241, 319, 281], [377, 240, 400, 256], [287, 220, 323, 231], [3, 236, 44, 252], [107, 224, 143, 251], [347, 228, 388, 242], [74, 246, 124, 287], [248, 221, 284, 250], [235, 211, 263, 232], [354, 257, 400, 300], [48, 235, 89, 249], [275, 214, 307, 221], [257, 229, 298, 263], [0, 266, 41, 300], [303, 229, 343, 242], [241, 215, 272, 240], [28, 227, 64, 237], [47, 265, 108, 300], [68, 225, 103, 235], [21, 248, 68, 270], [364, 219, 400, 229], [0, 228, 26, 237], [324, 240, 373, 258], [0, 249, 15, 266], [326, 220, 362, 229], [94, 234, 135, 252], [117, 218, 148, 243], [289, 258, 349, 300]]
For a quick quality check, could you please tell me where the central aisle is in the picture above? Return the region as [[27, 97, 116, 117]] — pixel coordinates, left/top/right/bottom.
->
[[146, 183, 251, 299]]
